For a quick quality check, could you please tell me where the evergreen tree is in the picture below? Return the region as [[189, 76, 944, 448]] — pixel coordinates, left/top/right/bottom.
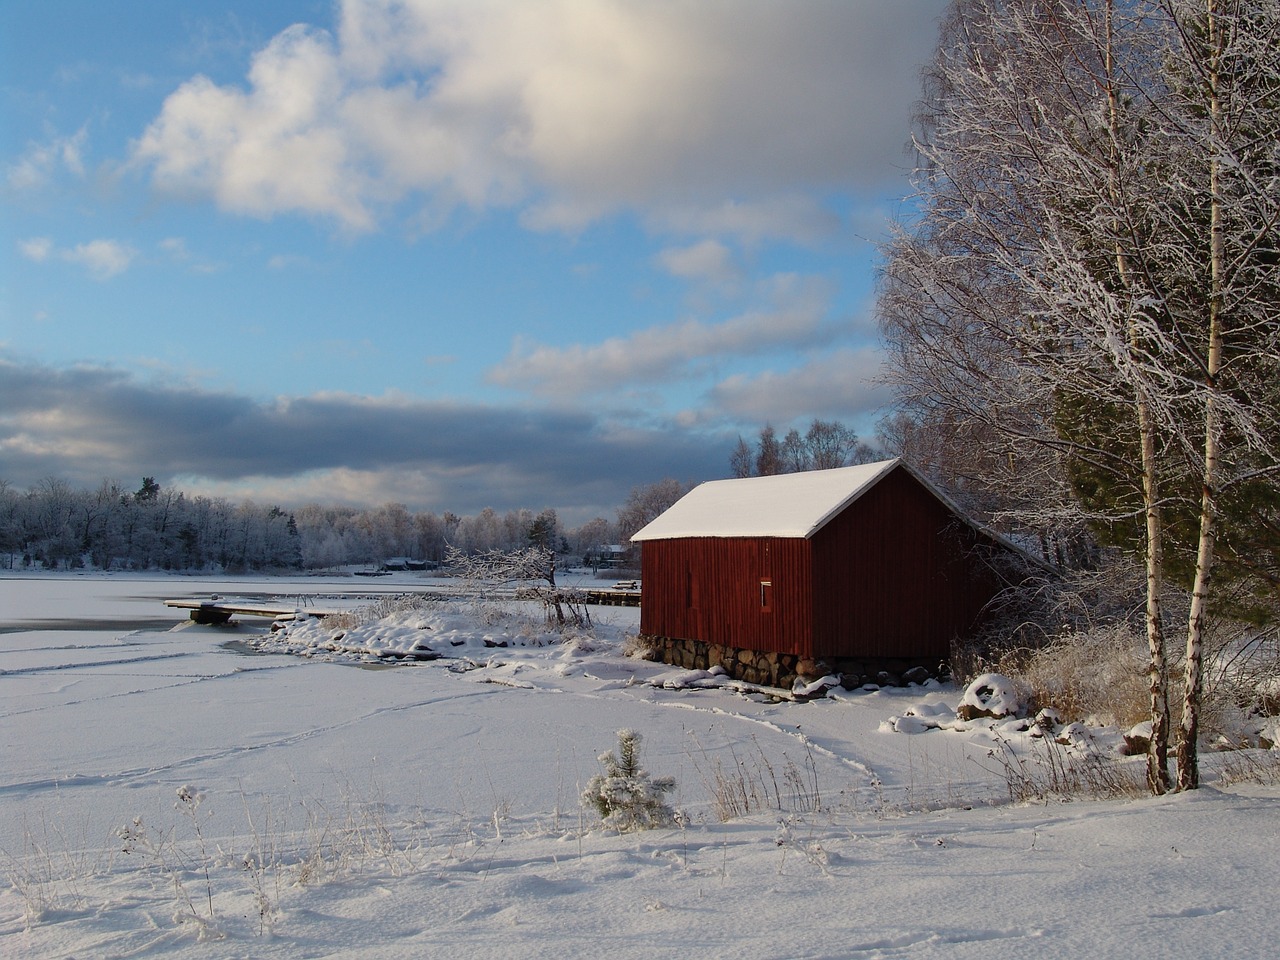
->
[[582, 730, 677, 833]]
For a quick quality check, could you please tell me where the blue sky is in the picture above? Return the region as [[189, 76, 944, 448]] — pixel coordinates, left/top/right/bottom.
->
[[2, 0, 946, 524]]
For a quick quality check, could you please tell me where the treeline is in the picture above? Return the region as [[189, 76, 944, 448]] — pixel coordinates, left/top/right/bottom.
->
[[0, 476, 624, 573], [729, 420, 877, 478]]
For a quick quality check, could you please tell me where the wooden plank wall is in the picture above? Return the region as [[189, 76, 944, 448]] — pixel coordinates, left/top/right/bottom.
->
[[640, 536, 813, 656], [809, 469, 999, 661]]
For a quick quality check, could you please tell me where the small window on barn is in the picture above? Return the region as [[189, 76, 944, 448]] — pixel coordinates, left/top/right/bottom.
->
[[759, 579, 772, 612]]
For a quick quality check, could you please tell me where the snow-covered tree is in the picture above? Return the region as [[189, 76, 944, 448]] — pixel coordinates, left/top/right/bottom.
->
[[880, 0, 1280, 791], [582, 729, 677, 833], [444, 542, 589, 626]]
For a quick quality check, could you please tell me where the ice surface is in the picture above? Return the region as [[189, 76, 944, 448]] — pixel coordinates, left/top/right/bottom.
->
[[3, 572, 1277, 959]]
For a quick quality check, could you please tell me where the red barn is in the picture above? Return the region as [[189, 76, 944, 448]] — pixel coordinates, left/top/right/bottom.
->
[[631, 459, 1022, 689]]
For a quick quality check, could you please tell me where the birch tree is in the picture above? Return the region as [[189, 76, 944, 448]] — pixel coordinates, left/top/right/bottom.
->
[[1158, 0, 1280, 788], [880, 0, 1280, 791]]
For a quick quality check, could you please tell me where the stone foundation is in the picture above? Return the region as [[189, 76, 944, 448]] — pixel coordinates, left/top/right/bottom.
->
[[643, 635, 946, 693]]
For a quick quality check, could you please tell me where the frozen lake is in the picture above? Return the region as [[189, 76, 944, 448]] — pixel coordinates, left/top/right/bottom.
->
[[0, 570, 455, 632], [3, 572, 1279, 959], [0, 572, 668, 855]]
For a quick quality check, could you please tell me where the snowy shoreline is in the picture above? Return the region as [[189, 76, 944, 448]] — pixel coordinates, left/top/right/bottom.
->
[[3, 573, 1278, 958]]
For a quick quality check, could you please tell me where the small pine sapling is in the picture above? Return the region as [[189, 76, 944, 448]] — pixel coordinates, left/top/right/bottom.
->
[[582, 729, 676, 832]]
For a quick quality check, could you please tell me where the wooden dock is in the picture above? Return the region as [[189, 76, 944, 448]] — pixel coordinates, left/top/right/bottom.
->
[[167, 581, 639, 625], [581, 586, 641, 607], [165, 598, 341, 625]]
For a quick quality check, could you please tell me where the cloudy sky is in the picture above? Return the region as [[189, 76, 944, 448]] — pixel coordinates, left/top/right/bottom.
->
[[2, 0, 946, 523]]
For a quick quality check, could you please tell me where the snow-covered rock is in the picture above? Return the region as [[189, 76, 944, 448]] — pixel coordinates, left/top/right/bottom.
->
[[1123, 720, 1154, 755], [793, 673, 841, 698], [957, 672, 1026, 720]]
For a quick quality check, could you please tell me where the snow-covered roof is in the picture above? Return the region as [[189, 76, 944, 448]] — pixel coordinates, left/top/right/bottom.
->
[[631, 459, 905, 541]]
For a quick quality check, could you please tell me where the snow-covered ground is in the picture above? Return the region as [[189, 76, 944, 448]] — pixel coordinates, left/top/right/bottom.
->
[[3, 572, 1278, 959]]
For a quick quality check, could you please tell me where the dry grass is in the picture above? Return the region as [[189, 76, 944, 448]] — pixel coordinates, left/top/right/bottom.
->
[[985, 621, 1280, 744], [976, 734, 1147, 803], [622, 633, 660, 661], [687, 733, 822, 822], [1213, 748, 1280, 787], [2, 813, 115, 930], [5, 781, 428, 940], [289, 792, 422, 886], [1001, 626, 1153, 729]]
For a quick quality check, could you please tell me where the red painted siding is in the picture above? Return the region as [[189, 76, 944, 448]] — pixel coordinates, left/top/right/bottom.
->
[[639, 464, 1007, 663], [809, 468, 998, 661], [640, 536, 813, 656]]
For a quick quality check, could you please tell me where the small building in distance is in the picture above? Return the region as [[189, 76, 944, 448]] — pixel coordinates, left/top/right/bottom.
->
[[379, 557, 432, 572], [630, 459, 1028, 690], [589, 544, 632, 571]]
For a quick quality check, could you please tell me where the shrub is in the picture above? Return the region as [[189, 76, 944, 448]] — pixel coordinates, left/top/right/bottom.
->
[[997, 626, 1151, 728], [621, 633, 660, 661], [582, 730, 676, 832]]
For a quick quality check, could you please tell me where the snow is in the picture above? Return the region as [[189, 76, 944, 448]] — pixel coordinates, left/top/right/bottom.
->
[[3, 571, 1279, 958], [959, 673, 1026, 719], [630, 459, 900, 540]]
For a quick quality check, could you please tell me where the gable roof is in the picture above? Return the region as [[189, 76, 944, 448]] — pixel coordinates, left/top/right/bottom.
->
[[631, 458, 906, 541]]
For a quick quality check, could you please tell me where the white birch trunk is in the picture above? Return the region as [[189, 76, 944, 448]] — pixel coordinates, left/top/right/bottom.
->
[[1176, 0, 1226, 792], [1105, 0, 1171, 793]]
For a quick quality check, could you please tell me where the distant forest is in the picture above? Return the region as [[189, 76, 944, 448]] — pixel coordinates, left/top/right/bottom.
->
[[1, 421, 875, 574], [0, 476, 629, 573]]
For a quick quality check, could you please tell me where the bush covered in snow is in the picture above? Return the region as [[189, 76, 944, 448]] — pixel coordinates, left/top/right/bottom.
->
[[582, 729, 677, 833]]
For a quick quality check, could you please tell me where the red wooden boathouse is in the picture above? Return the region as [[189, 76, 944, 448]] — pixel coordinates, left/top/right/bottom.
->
[[630, 459, 1021, 688]]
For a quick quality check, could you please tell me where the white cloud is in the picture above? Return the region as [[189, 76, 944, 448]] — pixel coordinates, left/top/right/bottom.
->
[[6, 126, 88, 191], [488, 274, 837, 398], [158, 237, 221, 274], [64, 240, 137, 280], [705, 347, 890, 426], [132, 0, 947, 239], [19, 237, 136, 279], [135, 27, 376, 230], [266, 252, 316, 270], [18, 237, 53, 262], [655, 239, 738, 286]]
